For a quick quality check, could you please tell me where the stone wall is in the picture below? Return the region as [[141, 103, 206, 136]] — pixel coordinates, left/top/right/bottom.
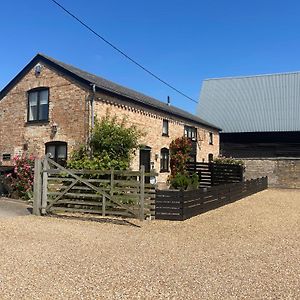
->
[[243, 158, 300, 188]]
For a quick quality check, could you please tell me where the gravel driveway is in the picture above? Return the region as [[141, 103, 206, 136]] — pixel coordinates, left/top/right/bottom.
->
[[0, 189, 299, 299]]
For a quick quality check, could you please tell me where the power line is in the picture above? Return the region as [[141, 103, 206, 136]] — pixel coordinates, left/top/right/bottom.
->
[[49, 0, 199, 104]]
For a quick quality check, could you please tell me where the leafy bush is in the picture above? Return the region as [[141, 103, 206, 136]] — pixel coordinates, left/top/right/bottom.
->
[[170, 173, 190, 190], [68, 114, 142, 170], [170, 172, 199, 191], [6, 154, 35, 200]]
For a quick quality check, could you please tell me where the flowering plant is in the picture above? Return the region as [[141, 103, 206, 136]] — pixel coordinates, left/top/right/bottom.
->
[[6, 154, 35, 199], [169, 137, 192, 177]]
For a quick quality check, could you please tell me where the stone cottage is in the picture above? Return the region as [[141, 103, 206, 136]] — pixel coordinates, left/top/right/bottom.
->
[[0, 54, 220, 183]]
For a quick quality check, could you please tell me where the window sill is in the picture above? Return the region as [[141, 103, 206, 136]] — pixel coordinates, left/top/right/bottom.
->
[[162, 133, 169, 137], [160, 170, 169, 173], [25, 120, 50, 126]]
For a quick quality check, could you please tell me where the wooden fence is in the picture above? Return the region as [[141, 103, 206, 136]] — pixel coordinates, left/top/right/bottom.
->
[[155, 177, 268, 221], [186, 162, 244, 187], [33, 156, 157, 220]]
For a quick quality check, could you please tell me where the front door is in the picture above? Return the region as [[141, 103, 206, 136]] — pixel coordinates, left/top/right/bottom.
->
[[139, 147, 151, 183]]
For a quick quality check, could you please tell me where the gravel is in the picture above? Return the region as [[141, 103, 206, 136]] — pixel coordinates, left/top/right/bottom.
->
[[0, 189, 299, 299]]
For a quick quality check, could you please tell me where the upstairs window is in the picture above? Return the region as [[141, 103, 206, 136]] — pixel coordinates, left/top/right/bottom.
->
[[162, 119, 169, 136], [28, 88, 49, 122], [160, 148, 169, 172], [209, 132, 213, 145], [184, 126, 197, 141]]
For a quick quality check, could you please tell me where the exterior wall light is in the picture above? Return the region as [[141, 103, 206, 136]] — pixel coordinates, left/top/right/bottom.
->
[[34, 63, 42, 77], [51, 123, 58, 135]]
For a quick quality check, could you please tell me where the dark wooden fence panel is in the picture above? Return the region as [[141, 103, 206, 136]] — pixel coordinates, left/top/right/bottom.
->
[[186, 162, 243, 187], [155, 177, 267, 221]]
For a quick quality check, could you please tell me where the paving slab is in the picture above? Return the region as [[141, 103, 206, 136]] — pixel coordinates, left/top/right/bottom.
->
[[0, 198, 31, 218]]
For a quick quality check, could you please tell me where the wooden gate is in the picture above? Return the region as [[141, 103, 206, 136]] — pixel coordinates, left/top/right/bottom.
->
[[32, 156, 157, 220]]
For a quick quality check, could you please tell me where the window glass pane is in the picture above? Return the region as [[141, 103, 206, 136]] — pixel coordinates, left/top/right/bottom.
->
[[57, 145, 67, 159], [39, 90, 48, 104], [29, 91, 38, 105], [160, 148, 169, 171], [209, 132, 213, 144], [39, 104, 48, 120], [46, 145, 55, 159], [29, 92, 38, 121], [39, 90, 48, 120], [162, 120, 169, 135]]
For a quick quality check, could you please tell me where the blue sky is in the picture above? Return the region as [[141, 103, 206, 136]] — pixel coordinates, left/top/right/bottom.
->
[[1, 0, 300, 114]]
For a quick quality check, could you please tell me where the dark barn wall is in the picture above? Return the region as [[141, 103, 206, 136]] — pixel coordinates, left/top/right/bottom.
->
[[221, 132, 300, 158], [220, 132, 300, 188]]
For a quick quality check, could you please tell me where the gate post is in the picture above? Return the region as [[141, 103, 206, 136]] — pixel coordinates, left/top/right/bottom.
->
[[41, 156, 49, 215], [139, 165, 145, 221], [33, 159, 42, 216]]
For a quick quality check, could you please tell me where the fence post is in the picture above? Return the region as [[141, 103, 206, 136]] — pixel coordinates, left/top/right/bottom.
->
[[102, 194, 106, 217], [139, 165, 145, 221], [210, 163, 214, 186], [41, 156, 48, 215], [110, 168, 114, 197], [180, 190, 184, 220], [33, 159, 42, 216]]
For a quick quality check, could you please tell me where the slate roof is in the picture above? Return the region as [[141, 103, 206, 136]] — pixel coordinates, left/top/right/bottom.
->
[[0, 54, 220, 131], [197, 72, 300, 133]]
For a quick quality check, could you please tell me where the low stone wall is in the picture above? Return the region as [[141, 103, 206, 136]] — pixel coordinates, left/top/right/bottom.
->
[[243, 158, 300, 188]]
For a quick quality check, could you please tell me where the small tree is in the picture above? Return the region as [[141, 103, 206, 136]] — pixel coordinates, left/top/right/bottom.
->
[[68, 114, 142, 170]]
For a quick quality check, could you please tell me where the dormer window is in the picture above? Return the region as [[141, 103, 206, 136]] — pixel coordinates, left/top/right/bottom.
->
[[28, 88, 49, 122]]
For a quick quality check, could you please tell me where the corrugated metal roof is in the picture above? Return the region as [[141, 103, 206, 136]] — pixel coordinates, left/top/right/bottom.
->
[[197, 72, 300, 133]]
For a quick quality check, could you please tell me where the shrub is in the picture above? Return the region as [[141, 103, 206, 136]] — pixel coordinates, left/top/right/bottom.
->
[[68, 114, 142, 170], [169, 137, 192, 177], [6, 154, 35, 200], [170, 172, 199, 191], [214, 156, 244, 167], [168, 137, 199, 190], [170, 173, 191, 190]]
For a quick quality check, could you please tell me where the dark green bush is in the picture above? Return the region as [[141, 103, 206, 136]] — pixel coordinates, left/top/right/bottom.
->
[[170, 172, 199, 190], [68, 114, 142, 170]]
